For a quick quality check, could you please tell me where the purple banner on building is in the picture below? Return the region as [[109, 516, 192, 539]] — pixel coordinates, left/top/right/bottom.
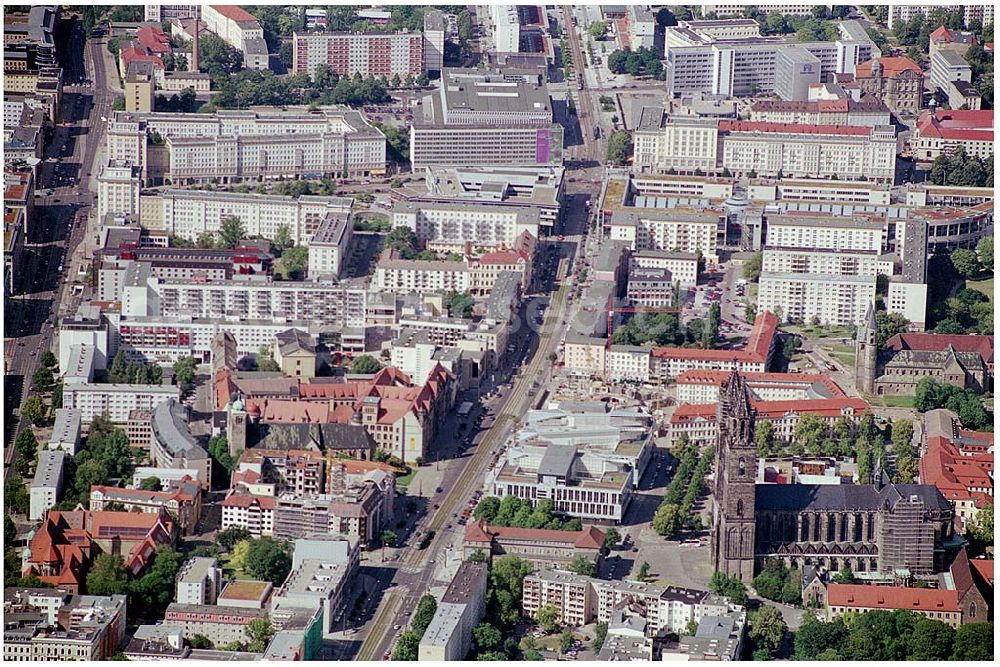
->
[[535, 128, 551, 163]]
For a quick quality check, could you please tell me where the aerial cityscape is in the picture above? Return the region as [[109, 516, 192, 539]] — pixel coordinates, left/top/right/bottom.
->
[[2, 2, 996, 662]]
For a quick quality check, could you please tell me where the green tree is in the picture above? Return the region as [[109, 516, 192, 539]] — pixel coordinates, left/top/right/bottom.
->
[[245, 538, 292, 584], [473, 623, 503, 652], [255, 346, 280, 372], [592, 621, 608, 651], [411, 594, 438, 638], [951, 622, 993, 660], [588, 21, 608, 39], [139, 476, 162, 492], [559, 628, 574, 654], [350, 355, 383, 374], [606, 130, 633, 166], [709, 571, 749, 606], [536, 603, 560, 633], [636, 561, 651, 582], [246, 617, 275, 652], [907, 618, 955, 660], [793, 613, 848, 659], [22, 395, 47, 426], [172, 356, 198, 393], [472, 496, 500, 522], [748, 605, 787, 656], [487, 556, 534, 629], [86, 554, 130, 596], [72, 459, 109, 503], [392, 629, 420, 660], [131, 545, 184, 610], [444, 291, 475, 318], [743, 251, 763, 282], [976, 236, 993, 272], [755, 419, 775, 457], [276, 245, 308, 279], [604, 527, 621, 550], [199, 32, 243, 84], [950, 247, 981, 278], [188, 634, 213, 649], [230, 539, 252, 572], [966, 504, 994, 543], [652, 502, 684, 537], [832, 565, 856, 584], [5, 477, 29, 515], [568, 555, 596, 576], [218, 526, 252, 551], [875, 311, 909, 348], [40, 350, 57, 369], [385, 226, 420, 258], [218, 215, 247, 249]]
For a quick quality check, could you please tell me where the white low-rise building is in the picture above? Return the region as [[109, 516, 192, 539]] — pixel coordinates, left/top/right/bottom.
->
[[609, 209, 720, 263], [392, 199, 541, 252], [63, 381, 178, 423], [47, 408, 82, 456]]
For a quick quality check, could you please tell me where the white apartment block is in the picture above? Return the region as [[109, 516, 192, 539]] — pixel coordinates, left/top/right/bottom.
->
[[292, 31, 424, 79], [490, 5, 520, 52], [930, 49, 973, 95], [29, 450, 65, 521], [221, 494, 277, 537], [608, 209, 720, 263], [392, 200, 541, 251], [306, 211, 352, 277], [107, 108, 386, 185], [630, 251, 700, 286], [175, 557, 222, 606], [887, 4, 994, 29], [96, 160, 141, 219], [606, 345, 652, 384], [144, 5, 201, 22], [374, 256, 470, 293], [700, 5, 817, 17], [748, 178, 892, 205], [62, 382, 179, 423], [410, 124, 564, 169], [633, 112, 720, 173], [664, 19, 877, 97], [759, 216, 882, 326], [202, 5, 268, 70], [562, 335, 607, 377], [48, 408, 82, 456], [719, 121, 897, 181], [147, 188, 353, 245]]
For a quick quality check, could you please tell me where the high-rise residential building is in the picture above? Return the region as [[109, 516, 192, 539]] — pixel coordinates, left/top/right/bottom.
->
[[291, 31, 424, 79], [423, 10, 447, 73]]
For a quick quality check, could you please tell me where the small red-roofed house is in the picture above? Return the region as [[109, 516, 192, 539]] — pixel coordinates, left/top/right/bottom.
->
[[855, 56, 924, 114], [913, 108, 995, 161]]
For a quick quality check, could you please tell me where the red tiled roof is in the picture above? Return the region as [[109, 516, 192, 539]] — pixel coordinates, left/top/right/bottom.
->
[[827, 583, 959, 612], [209, 5, 258, 22], [464, 519, 606, 550], [672, 396, 869, 423], [478, 250, 528, 265], [930, 25, 953, 42], [120, 42, 165, 71], [653, 311, 777, 363], [970, 558, 993, 586], [675, 370, 844, 396], [856, 56, 923, 79], [222, 493, 277, 510], [719, 120, 874, 137], [137, 25, 171, 53], [916, 109, 994, 142], [886, 332, 993, 364]]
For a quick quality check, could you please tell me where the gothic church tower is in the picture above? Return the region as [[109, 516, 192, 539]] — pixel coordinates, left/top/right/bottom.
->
[[856, 302, 878, 394], [712, 371, 758, 583]]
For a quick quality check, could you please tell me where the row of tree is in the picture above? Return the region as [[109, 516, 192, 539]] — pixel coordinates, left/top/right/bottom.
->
[[472, 496, 584, 532], [652, 440, 711, 537], [752, 559, 802, 606], [607, 47, 664, 78], [611, 304, 720, 349], [928, 149, 994, 189], [109, 350, 163, 385]]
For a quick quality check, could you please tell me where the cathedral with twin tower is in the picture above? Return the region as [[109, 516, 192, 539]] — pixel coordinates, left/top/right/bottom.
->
[[711, 371, 958, 584]]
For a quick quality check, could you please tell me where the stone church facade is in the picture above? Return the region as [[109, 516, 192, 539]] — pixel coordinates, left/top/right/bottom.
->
[[713, 371, 956, 583]]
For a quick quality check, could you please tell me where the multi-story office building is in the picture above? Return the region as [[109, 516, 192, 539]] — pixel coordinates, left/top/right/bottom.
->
[[96, 160, 141, 219], [201, 5, 267, 70], [699, 4, 815, 16], [630, 250, 700, 286], [107, 108, 386, 184], [758, 215, 882, 326], [144, 5, 201, 22], [664, 19, 877, 98], [291, 31, 424, 79], [608, 208, 721, 262], [144, 188, 354, 245], [305, 211, 352, 277], [487, 443, 634, 523], [272, 536, 360, 633], [3, 592, 127, 662], [163, 604, 269, 645], [410, 68, 562, 167], [930, 49, 973, 101], [29, 450, 65, 521]]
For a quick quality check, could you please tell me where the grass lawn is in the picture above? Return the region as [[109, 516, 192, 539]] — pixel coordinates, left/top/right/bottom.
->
[[872, 395, 916, 409], [786, 324, 855, 339], [966, 277, 994, 302], [829, 352, 856, 367], [395, 469, 416, 490]]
